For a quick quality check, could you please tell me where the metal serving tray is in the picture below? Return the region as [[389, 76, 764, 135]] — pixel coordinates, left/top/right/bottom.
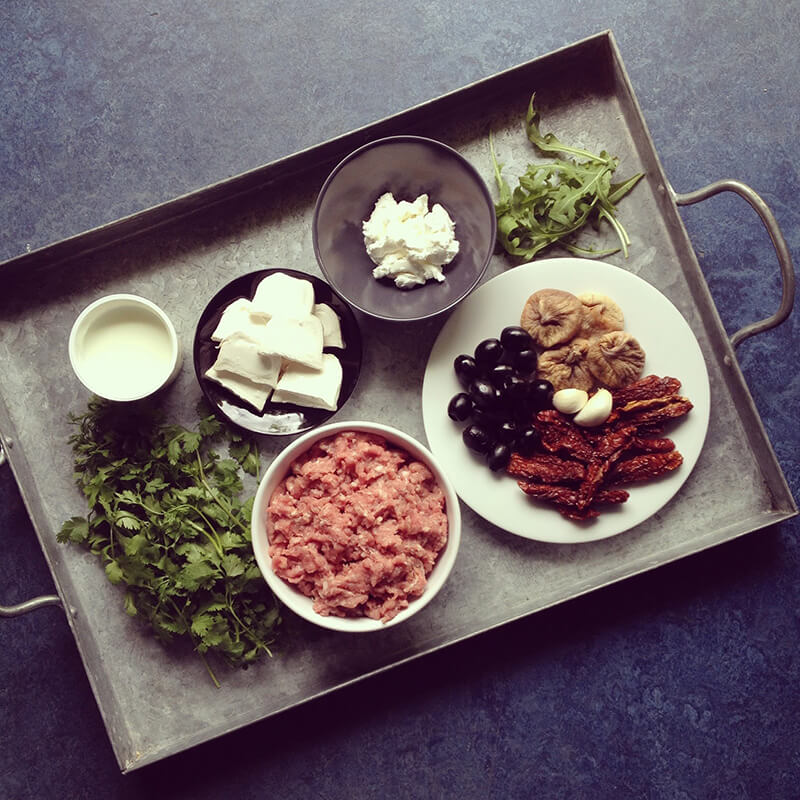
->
[[0, 31, 796, 772]]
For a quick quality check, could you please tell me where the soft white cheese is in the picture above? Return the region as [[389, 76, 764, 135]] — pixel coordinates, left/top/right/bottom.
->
[[205, 272, 350, 414], [210, 299, 267, 343], [204, 365, 274, 412], [271, 353, 343, 412], [209, 332, 281, 388], [362, 192, 459, 289], [251, 273, 315, 320], [258, 314, 324, 370], [312, 303, 344, 348]]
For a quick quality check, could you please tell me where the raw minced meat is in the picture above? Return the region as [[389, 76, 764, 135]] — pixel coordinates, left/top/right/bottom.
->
[[267, 431, 448, 622]]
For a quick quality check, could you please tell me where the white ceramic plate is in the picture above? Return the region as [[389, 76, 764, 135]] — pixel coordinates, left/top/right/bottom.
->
[[421, 258, 710, 543]]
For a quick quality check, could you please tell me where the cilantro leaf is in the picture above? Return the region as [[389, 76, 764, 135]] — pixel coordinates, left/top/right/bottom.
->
[[59, 397, 280, 685]]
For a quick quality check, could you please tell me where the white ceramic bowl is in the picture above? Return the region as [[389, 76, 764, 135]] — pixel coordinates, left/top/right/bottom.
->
[[69, 294, 182, 402], [251, 421, 461, 632]]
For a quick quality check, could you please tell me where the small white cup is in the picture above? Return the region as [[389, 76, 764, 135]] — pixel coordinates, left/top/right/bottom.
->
[[68, 294, 182, 402]]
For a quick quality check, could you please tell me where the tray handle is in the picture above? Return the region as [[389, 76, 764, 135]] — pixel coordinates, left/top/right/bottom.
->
[[0, 442, 62, 618], [672, 179, 796, 348]]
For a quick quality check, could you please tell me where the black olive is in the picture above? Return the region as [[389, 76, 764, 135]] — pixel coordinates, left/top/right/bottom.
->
[[494, 384, 510, 413], [496, 420, 518, 444], [512, 399, 535, 423], [515, 426, 541, 456], [454, 354, 479, 388], [504, 375, 530, 407], [471, 407, 501, 432], [462, 424, 492, 455], [490, 363, 516, 389], [500, 326, 533, 352], [474, 338, 503, 371], [447, 393, 473, 422], [487, 443, 512, 471], [512, 348, 538, 376], [529, 379, 554, 410], [469, 378, 498, 411]]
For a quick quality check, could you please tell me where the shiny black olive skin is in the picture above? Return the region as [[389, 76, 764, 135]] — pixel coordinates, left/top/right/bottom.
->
[[447, 393, 473, 422], [515, 426, 541, 456], [496, 420, 518, 444], [512, 348, 538, 376], [462, 424, 492, 455], [500, 326, 533, 352], [505, 376, 530, 407], [489, 363, 516, 389], [454, 354, 479, 388], [529, 379, 554, 410], [469, 378, 498, 411], [471, 407, 500, 431], [474, 338, 504, 371], [512, 401, 535, 423], [487, 443, 512, 471]]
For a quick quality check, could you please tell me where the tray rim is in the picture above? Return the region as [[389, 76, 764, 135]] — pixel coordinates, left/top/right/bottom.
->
[[0, 30, 617, 276], [1, 28, 796, 772]]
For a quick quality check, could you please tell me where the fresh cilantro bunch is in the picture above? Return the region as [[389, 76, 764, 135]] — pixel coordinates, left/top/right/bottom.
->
[[58, 398, 279, 686], [490, 93, 644, 260]]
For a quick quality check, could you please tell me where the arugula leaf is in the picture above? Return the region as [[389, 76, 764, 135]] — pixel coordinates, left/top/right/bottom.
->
[[58, 397, 280, 686], [525, 94, 611, 165], [490, 93, 644, 261]]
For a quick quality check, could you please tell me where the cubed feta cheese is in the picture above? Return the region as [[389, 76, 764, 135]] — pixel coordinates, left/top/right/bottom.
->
[[312, 303, 344, 349], [204, 365, 274, 412], [251, 273, 315, 320], [271, 353, 343, 412], [258, 314, 324, 370]]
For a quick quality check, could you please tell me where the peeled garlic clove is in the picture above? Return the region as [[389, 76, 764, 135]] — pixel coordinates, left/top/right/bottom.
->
[[573, 388, 613, 427], [552, 388, 589, 414]]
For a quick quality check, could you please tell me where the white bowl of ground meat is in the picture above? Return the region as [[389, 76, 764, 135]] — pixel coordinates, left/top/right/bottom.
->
[[251, 421, 461, 631]]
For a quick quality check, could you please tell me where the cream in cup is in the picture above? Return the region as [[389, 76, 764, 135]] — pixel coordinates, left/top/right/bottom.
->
[[68, 294, 182, 402]]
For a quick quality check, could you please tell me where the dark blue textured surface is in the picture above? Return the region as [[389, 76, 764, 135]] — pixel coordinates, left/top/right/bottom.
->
[[1, 2, 798, 798]]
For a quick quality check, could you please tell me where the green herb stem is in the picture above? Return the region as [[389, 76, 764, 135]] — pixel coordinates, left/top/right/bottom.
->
[[491, 93, 644, 261], [57, 398, 280, 685]]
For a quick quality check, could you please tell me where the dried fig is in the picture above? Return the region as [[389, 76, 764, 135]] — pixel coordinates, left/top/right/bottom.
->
[[536, 338, 595, 392], [520, 289, 583, 348], [577, 292, 625, 337], [587, 331, 646, 388]]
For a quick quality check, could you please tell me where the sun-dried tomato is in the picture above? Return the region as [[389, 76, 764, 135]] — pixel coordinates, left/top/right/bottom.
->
[[507, 452, 585, 483], [628, 435, 675, 453], [575, 427, 635, 509], [612, 375, 682, 406], [610, 451, 684, 484], [508, 375, 692, 524], [517, 481, 629, 519], [617, 396, 693, 426], [534, 410, 594, 462]]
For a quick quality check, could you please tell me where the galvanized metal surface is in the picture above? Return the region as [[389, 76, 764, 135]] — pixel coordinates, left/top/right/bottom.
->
[[0, 32, 795, 772]]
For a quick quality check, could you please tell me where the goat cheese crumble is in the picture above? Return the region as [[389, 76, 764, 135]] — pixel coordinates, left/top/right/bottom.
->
[[362, 193, 459, 289]]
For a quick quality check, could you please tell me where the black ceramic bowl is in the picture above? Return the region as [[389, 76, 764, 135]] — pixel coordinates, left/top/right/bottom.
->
[[193, 269, 362, 435], [312, 136, 497, 322]]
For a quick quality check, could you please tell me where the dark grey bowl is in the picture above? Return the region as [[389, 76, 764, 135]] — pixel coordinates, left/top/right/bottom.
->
[[312, 136, 497, 322]]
